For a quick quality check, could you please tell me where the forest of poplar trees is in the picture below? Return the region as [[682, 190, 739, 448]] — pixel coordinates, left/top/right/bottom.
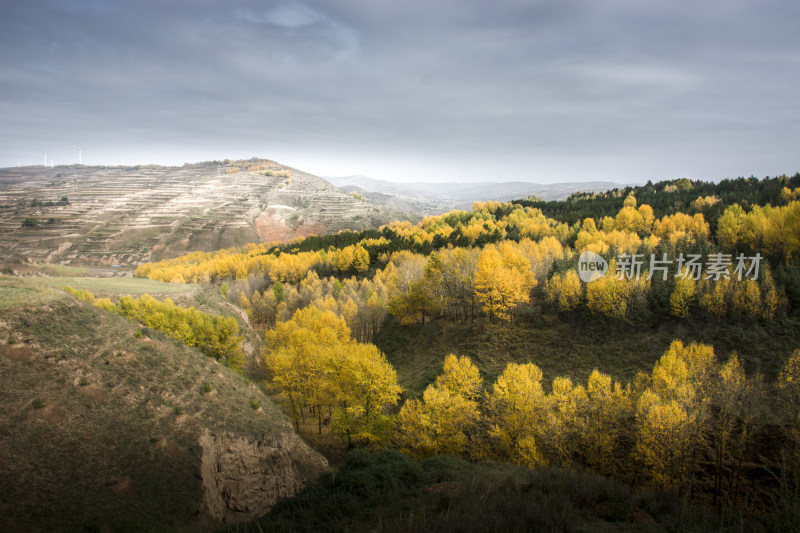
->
[[90, 174, 800, 505]]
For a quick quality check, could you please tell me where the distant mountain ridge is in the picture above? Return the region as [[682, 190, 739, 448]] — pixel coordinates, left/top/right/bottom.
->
[[325, 175, 629, 215]]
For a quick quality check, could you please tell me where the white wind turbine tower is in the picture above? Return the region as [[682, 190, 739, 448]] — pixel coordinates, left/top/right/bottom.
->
[[42, 152, 47, 167], [77, 148, 81, 165]]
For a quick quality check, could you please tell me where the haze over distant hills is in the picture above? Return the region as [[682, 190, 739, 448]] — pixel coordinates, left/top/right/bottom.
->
[[325, 175, 630, 215]]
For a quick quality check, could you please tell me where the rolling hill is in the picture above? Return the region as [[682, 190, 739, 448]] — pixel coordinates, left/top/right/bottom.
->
[[0, 160, 409, 267]]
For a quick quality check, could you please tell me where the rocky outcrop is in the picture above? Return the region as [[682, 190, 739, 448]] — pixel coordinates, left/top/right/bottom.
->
[[198, 430, 328, 522]]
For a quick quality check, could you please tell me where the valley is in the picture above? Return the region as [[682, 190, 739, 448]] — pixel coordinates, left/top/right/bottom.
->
[[2, 166, 800, 532]]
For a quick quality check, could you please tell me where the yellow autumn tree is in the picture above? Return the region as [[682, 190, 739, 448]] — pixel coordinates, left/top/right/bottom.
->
[[385, 251, 430, 324], [585, 260, 636, 319], [580, 370, 631, 475], [397, 355, 482, 458], [545, 272, 563, 308], [635, 391, 694, 487], [544, 376, 587, 466], [731, 280, 762, 321], [335, 246, 355, 274], [330, 343, 402, 448], [264, 306, 402, 444], [434, 354, 482, 399], [559, 270, 583, 311], [473, 243, 536, 321], [635, 341, 715, 489], [699, 278, 729, 318], [353, 245, 370, 274], [485, 362, 549, 467], [669, 271, 696, 318], [264, 307, 350, 432]]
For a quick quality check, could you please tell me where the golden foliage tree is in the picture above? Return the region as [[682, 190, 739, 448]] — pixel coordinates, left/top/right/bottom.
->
[[485, 362, 549, 467], [331, 343, 402, 447], [473, 243, 536, 321], [397, 355, 482, 458], [669, 272, 696, 318], [385, 251, 430, 324], [264, 307, 401, 444], [580, 370, 631, 474], [353, 245, 371, 274], [544, 376, 587, 466], [558, 270, 583, 311], [635, 341, 715, 490]]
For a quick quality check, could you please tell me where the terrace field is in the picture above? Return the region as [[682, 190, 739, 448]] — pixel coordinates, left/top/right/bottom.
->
[[0, 159, 409, 267]]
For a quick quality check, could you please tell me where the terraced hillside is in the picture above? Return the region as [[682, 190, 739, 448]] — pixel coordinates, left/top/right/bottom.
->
[[0, 159, 406, 266]]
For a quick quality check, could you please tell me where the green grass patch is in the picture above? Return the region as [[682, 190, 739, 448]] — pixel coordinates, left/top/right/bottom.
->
[[0, 277, 66, 309], [29, 275, 196, 296]]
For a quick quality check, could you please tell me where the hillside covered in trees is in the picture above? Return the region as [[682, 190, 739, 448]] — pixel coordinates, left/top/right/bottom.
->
[[132, 174, 800, 529]]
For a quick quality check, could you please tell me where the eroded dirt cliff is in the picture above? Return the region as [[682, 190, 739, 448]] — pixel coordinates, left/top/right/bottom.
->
[[199, 430, 327, 521]]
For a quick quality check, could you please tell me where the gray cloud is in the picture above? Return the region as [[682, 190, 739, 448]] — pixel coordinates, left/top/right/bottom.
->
[[0, 0, 798, 182]]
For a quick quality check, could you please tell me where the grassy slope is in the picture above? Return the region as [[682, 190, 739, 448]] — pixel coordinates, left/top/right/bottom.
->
[[0, 279, 293, 532], [28, 274, 197, 295], [376, 312, 799, 397]]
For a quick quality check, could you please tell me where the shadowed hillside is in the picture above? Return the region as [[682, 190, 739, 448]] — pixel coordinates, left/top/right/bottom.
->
[[0, 276, 327, 531]]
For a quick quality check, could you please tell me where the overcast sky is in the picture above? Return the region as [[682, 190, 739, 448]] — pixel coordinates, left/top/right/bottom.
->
[[1, 0, 798, 183]]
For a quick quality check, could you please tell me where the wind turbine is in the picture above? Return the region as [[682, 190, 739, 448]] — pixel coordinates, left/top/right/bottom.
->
[[77, 148, 81, 165], [42, 152, 47, 167]]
